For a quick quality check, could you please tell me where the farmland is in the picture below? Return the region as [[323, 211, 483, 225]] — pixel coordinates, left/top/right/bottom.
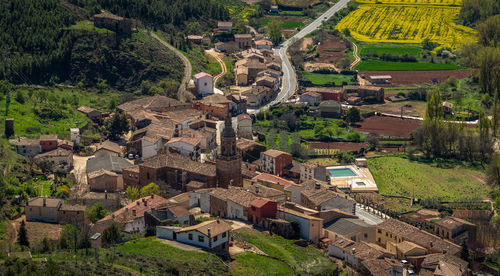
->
[[358, 43, 422, 57], [357, 116, 422, 138], [231, 252, 295, 276], [301, 72, 357, 86], [356, 0, 462, 5], [368, 155, 489, 200], [356, 60, 463, 71], [336, 4, 477, 49]]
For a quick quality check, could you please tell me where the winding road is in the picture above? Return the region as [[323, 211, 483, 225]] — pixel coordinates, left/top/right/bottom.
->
[[251, 0, 352, 113], [206, 49, 227, 86], [150, 32, 192, 101]]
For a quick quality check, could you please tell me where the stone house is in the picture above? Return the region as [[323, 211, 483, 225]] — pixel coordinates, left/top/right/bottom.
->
[[193, 72, 214, 97], [234, 34, 253, 49], [77, 106, 102, 124], [237, 114, 253, 140], [165, 137, 202, 160], [300, 162, 318, 182], [241, 86, 272, 107], [25, 197, 63, 223], [299, 180, 356, 214], [299, 92, 322, 105], [307, 88, 346, 102], [319, 100, 342, 118], [278, 207, 323, 243], [189, 188, 215, 213], [79, 192, 121, 211], [39, 134, 58, 152], [434, 216, 476, 244], [88, 169, 119, 192], [15, 138, 41, 157], [58, 204, 87, 227], [255, 39, 273, 50], [122, 165, 140, 188], [95, 140, 121, 158], [34, 148, 73, 171], [342, 86, 384, 103], [324, 218, 376, 243], [248, 198, 277, 224], [157, 219, 232, 251], [87, 156, 132, 189], [217, 21, 233, 32]]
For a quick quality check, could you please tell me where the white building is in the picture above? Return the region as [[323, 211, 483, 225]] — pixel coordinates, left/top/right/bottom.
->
[[237, 114, 253, 140], [140, 136, 165, 159], [193, 72, 214, 97], [189, 189, 213, 213], [165, 137, 201, 160], [156, 219, 232, 251], [70, 128, 80, 146]]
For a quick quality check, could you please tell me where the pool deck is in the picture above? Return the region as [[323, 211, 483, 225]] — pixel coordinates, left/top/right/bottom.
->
[[327, 165, 378, 192]]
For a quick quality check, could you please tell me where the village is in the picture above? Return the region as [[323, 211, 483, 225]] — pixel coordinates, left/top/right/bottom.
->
[[4, 20, 481, 275]]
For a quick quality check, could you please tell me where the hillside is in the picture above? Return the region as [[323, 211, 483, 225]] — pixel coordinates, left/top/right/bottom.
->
[[0, 0, 227, 90]]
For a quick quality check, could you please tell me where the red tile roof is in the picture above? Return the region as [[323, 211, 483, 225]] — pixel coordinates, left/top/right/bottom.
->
[[251, 198, 276, 208], [194, 72, 213, 79], [252, 173, 298, 188]]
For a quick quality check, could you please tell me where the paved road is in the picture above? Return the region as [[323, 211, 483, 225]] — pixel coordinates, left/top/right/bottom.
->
[[150, 32, 192, 101], [249, 0, 351, 113]]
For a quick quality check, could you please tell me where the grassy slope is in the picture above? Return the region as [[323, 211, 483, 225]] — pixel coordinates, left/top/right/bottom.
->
[[231, 252, 294, 276], [117, 238, 229, 275], [368, 155, 488, 200], [233, 228, 336, 275], [0, 88, 119, 138], [356, 60, 463, 70]]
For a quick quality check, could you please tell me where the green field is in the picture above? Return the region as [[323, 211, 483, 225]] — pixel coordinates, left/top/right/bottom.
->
[[359, 43, 422, 56], [231, 252, 294, 276], [69, 20, 114, 34], [356, 60, 463, 70], [233, 228, 336, 275], [302, 72, 356, 86], [0, 87, 120, 138], [368, 155, 489, 200], [262, 19, 305, 28]]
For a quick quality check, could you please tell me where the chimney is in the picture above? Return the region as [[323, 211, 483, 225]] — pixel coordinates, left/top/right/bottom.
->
[[151, 194, 154, 199], [132, 209, 136, 216], [105, 190, 108, 199], [43, 198, 47, 207]]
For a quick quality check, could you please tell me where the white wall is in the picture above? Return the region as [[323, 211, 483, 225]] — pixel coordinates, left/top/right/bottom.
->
[[328, 244, 346, 260], [176, 230, 229, 249], [238, 119, 253, 139], [142, 139, 158, 159], [227, 200, 246, 220], [196, 76, 214, 97], [167, 141, 196, 157], [124, 217, 145, 233], [189, 191, 211, 213]]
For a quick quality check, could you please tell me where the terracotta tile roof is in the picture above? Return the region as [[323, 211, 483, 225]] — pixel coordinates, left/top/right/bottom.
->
[[77, 106, 98, 114], [250, 198, 276, 208], [325, 218, 372, 237], [27, 197, 63, 208], [140, 154, 216, 176], [218, 21, 233, 28], [199, 94, 232, 105], [236, 138, 264, 151], [34, 148, 72, 158], [237, 113, 252, 121], [245, 183, 284, 199], [87, 169, 118, 179], [255, 39, 273, 46], [165, 205, 190, 218], [377, 219, 461, 255], [194, 72, 213, 79], [166, 137, 201, 147], [262, 149, 289, 158], [118, 96, 189, 113], [397, 241, 426, 254], [434, 216, 475, 229], [177, 219, 231, 236], [40, 134, 58, 141], [166, 192, 190, 206], [123, 165, 139, 173], [211, 187, 259, 208], [434, 260, 466, 275], [98, 194, 169, 224], [16, 138, 40, 146], [300, 180, 346, 207], [281, 207, 323, 221], [60, 203, 86, 211], [252, 173, 298, 188], [97, 140, 121, 153], [186, 180, 206, 190], [234, 34, 252, 39], [362, 258, 402, 276]]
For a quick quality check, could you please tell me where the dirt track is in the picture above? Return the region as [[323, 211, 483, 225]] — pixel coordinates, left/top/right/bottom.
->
[[206, 49, 227, 86]]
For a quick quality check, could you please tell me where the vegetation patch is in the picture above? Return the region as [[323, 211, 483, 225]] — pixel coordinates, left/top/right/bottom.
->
[[301, 72, 357, 86], [233, 228, 336, 275], [231, 252, 294, 276], [356, 60, 463, 71], [368, 155, 489, 200]]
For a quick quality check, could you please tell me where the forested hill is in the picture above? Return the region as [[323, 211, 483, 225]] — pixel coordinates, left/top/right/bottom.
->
[[0, 0, 228, 90], [71, 0, 229, 27]]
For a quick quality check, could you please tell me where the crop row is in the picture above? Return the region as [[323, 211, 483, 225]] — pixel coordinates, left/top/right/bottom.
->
[[356, 0, 462, 6]]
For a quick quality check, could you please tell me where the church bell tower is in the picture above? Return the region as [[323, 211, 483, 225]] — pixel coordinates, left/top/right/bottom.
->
[[216, 114, 242, 188]]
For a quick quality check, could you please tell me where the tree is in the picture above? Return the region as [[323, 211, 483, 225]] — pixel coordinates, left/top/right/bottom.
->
[[425, 90, 443, 120], [58, 224, 78, 250], [460, 241, 470, 262], [79, 226, 91, 255], [478, 47, 500, 96], [140, 183, 161, 197], [126, 186, 139, 200], [477, 15, 500, 47], [17, 220, 29, 248], [86, 202, 108, 223], [105, 112, 130, 140], [478, 111, 493, 161], [39, 237, 51, 253], [268, 20, 282, 45], [102, 223, 122, 248], [346, 107, 361, 125], [422, 38, 438, 51], [97, 79, 107, 93], [187, 22, 201, 35], [366, 134, 380, 150], [487, 154, 500, 188]]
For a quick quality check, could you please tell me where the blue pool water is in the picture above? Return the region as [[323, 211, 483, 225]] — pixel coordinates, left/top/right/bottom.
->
[[329, 168, 357, 177]]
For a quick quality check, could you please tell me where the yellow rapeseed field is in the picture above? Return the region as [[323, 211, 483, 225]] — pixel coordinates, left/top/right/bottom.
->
[[336, 3, 477, 49], [356, 0, 462, 5]]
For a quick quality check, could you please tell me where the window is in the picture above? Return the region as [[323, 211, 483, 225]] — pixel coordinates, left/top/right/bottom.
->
[[364, 233, 368, 238], [377, 229, 381, 234], [198, 235, 204, 242], [147, 172, 150, 179], [222, 232, 226, 238], [214, 236, 218, 242], [188, 233, 193, 240], [385, 232, 388, 237], [378, 238, 381, 243]]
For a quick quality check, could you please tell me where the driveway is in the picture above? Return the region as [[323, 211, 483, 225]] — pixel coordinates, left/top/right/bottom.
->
[[70, 155, 91, 199]]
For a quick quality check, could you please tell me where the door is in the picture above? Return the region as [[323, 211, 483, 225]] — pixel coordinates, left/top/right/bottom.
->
[[173, 232, 177, 240]]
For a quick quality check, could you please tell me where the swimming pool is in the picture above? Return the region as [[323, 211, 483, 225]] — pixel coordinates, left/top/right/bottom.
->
[[328, 168, 357, 177]]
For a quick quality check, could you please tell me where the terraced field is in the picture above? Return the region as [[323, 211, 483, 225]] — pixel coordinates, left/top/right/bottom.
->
[[336, 4, 477, 49]]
